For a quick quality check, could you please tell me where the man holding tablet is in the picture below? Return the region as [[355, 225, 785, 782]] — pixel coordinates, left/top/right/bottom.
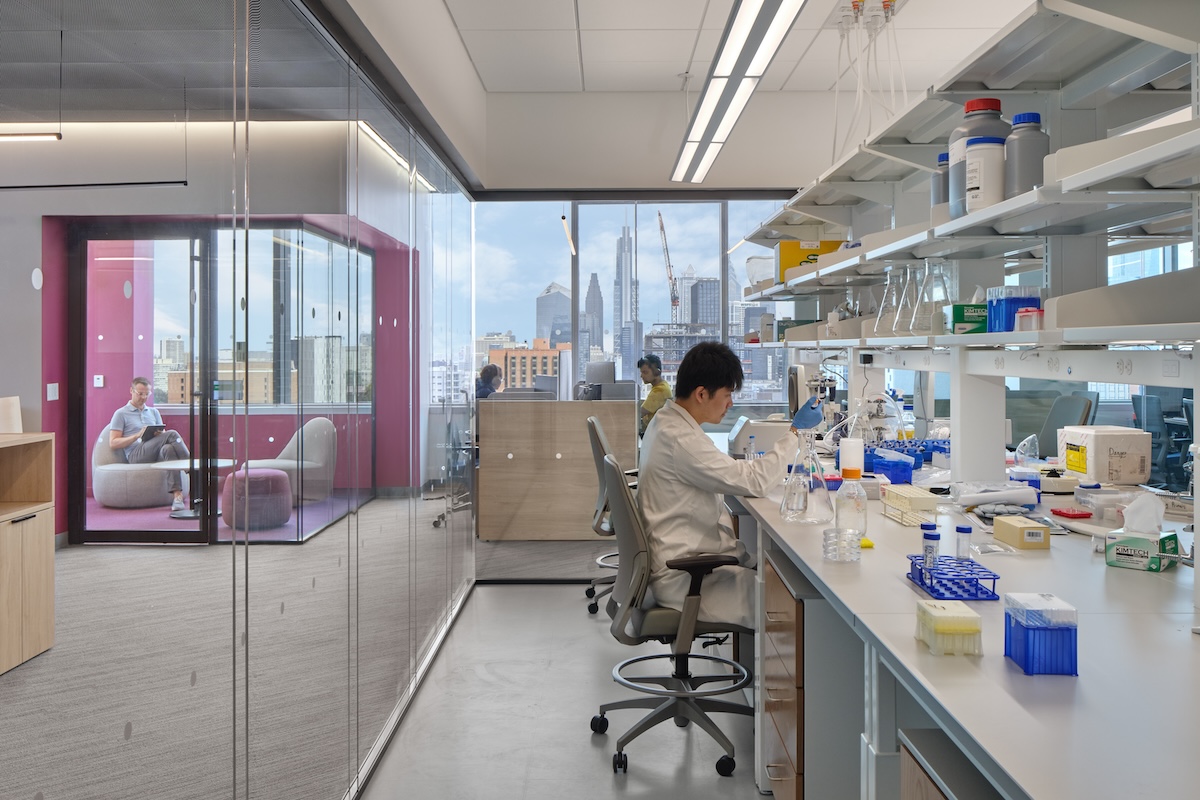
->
[[109, 377, 191, 513]]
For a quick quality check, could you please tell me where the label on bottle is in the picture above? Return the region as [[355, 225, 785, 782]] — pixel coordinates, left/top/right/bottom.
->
[[949, 138, 967, 166]]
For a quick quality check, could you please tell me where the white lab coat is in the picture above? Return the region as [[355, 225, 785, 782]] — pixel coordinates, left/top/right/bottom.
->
[[637, 400, 794, 628]]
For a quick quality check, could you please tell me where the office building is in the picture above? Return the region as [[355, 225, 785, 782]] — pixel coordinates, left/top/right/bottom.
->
[[475, 330, 519, 371], [689, 277, 721, 328], [535, 282, 571, 341], [583, 272, 604, 353], [676, 265, 698, 325], [488, 341, 568, 389], [2, 3, 1197, 800]]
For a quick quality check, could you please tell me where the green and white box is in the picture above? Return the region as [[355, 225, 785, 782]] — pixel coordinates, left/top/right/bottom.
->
[[943, 303, 987, 334], [1104, 529, 1179, 572]]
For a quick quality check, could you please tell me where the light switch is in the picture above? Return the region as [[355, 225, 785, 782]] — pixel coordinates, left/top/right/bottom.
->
[[93, 375, 105, 388], [46, 383, 58, 401]]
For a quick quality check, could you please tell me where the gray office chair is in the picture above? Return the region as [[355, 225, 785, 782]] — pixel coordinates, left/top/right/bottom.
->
[[1071, 390, 1100, 425], [1132, 394, 1180, 487], [584, 416, 636, 614], [589, 453, 752, 777], [1036, 395, 1092, 458]]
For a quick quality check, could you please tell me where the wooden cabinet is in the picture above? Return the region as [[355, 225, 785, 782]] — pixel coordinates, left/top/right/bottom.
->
[[901, 745, 948, 800], [0, 433, 55, 675], [762, 558, 803, 800]]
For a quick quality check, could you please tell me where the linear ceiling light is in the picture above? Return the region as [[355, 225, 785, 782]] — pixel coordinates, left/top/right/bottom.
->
[[671, 0, 807, 183], [561, 215, 576, 256], [0, 132, 62, 142], [358, 121, 410, 171]]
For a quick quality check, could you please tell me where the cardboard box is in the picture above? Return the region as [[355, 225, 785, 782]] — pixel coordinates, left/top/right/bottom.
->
[[993, 515, 1051, 550], [943, 303, 988, 334], [1104, 529, 1179, 572], [776, 240, 844, 283], [776, 319, 815, 342], [1059, 426, 1151, 485]]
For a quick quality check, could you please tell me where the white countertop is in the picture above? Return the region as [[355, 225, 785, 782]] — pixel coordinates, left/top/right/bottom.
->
[[741, 489, 1200, 800]]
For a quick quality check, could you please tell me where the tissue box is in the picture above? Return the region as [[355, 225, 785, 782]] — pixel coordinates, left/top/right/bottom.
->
[[1059, 426, 1151, 485], [1104, 529, 1179, 572], [993, 515, 1050, 550], [943, 304, 988, 334]]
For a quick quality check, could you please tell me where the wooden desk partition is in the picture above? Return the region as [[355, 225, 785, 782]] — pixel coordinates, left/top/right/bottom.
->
[[477, 400, 637, 540]]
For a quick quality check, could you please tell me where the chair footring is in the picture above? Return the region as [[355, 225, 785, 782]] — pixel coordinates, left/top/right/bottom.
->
[[596, 551, 620, 570], [612, 652, 751, 698]]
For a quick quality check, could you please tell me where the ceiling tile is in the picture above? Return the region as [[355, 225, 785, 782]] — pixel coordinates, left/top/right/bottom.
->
[[584, 61, 692, 92], [578, 0, 708, 30], [446, 0, 576, 31], [460, 30, 582, 92], [581, 30, 698, 63], [702, 1, 736, 29]]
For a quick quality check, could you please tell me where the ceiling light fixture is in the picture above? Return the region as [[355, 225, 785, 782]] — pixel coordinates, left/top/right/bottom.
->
[[561, 215, 576, 256], [671, 0, 808, 183], [358, 120, 410, 171], [0, 132, 62, 142]]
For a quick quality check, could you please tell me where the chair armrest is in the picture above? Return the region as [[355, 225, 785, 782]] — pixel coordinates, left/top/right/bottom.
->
[[666, 553, 739, 597]]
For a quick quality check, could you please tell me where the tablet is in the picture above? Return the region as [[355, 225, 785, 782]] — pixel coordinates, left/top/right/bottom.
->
[[141, 424, 166, 442]]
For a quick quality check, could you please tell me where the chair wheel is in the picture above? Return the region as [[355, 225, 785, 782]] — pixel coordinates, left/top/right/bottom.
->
[[432, 518, 442, 528], [585, 586, 596, 598], [674, 716, 689, 727], [716, 755, 735, 776], [587, 601, 599, 614], [613, 751, 628, 773], [590, 715, 608, 734]]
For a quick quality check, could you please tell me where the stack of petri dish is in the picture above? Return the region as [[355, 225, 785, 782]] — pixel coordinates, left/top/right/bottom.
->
[[822, 528, 862, 562]]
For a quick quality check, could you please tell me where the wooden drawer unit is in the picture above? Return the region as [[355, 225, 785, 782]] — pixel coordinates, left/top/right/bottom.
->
[[0, 433, 55, 675], [763, 557, 802, 685], [901, 744, 948, 800], [763, 712, 801, 800], [763, 634, 803, 772]]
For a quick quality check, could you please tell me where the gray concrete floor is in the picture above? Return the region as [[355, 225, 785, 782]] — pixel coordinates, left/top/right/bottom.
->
[[361, 584, 765, 800]]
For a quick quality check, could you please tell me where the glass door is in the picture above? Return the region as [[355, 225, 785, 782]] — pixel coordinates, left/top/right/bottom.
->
[[72, 230, 220, 544]]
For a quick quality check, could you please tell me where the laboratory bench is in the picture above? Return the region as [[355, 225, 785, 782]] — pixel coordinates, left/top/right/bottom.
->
[[740, 488, 1198, 800]]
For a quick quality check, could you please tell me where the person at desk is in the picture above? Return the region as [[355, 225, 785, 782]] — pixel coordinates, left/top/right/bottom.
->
[[637, 353, 671, 436], [638, 342, 822, 628], [475, 364, 503, 399], [109, 377, 190, 513]]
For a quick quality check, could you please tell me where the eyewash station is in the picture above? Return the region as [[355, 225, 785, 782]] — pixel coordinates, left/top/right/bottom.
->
[[727, 4, 1200, 799]]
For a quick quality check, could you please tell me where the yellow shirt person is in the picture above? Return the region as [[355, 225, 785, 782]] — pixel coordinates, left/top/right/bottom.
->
[[638, 355, 673, 435]]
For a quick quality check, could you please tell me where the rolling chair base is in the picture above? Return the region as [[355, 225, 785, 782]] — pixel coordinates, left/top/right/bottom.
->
[[591, 651, 751, 775], [584, 552, 620, 613]]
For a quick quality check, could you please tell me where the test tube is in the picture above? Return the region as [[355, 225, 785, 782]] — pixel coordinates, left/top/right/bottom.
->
[[956, 524, 972, 560]]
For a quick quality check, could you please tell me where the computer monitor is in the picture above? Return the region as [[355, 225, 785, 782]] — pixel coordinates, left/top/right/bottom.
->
[[585, 360, 616, 385], [532, 374, 558, 398]]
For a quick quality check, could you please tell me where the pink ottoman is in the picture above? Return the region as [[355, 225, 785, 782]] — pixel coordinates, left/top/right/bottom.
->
[[221, 468, 292, 530]]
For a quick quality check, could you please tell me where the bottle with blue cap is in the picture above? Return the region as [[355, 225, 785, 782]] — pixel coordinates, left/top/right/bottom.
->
[[930, 152, 949, 206], [947, 98, 1010, 218], [921, 522, 940, 571], [964, 136, 1006, 213], [1005, 112, 1051, 199], [956, 524, 973, 560]]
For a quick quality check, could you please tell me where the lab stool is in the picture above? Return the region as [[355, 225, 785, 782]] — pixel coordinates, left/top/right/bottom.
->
[[221, 468, 292, 530]]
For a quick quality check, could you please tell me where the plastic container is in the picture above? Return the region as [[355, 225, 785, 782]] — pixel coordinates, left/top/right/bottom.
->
[[1014, 308, 1044, 332], [956, 524, 973, 560], [964, 136, 1006, 214], [780, 429, 835, 523], [986, 286, 1042, 332], [1005, 112, 1051, 199], [835, 468, 869, 536], [745, 434, 756, 460], [915, 599, 982, 656], [822, 527, 862, 562], [931, 152, 949, 206], [1004, 593, 1078, 628], [839, 437, 864, 475], [948, 98, 1010, 219], [873, 457, 913, 485], [921, 523, 940, 569], [1004, 613, 1078, 675]]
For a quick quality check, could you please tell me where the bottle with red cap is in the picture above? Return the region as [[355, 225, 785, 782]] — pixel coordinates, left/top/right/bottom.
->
[[947, 98, 1011, 219]]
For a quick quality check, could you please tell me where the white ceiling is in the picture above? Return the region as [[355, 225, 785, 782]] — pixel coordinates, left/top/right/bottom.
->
[[343, 0, 1035, 193]]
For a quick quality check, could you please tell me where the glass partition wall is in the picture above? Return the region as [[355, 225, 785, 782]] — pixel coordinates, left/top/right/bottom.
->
[[2, 2, 473, 800]]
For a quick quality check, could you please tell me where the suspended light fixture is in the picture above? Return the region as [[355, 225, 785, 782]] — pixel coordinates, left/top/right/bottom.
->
[[561, 214, 576, 256], [670, 0, 808, 183]]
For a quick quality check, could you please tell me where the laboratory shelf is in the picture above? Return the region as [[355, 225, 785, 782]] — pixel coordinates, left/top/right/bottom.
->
[[1059, 122, 1200, 192], [932, 187, 1193, 238], [931, 330, 1061, 348], [1059, 322, 1200, 346]]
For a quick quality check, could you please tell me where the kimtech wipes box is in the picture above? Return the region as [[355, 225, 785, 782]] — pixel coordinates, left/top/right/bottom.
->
[[1059, 425, 1151, 485], [1104, 529, 1179, 572]]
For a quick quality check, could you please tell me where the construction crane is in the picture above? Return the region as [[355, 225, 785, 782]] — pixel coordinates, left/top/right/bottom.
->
[[657, 211, 680, 324]]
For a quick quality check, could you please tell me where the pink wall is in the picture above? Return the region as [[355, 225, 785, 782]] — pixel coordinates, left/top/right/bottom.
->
[[40, 219, 69, 535]]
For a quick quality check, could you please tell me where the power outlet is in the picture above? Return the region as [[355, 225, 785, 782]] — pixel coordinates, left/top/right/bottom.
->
[[1162, 359, 1180, 377], [93, 375, 105, 388], [46, 383, 58, 401]]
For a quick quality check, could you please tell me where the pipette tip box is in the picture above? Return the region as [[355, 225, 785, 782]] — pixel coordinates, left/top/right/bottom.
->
[[915, 599, 982, 656], [1003, 593, 1078, 675]]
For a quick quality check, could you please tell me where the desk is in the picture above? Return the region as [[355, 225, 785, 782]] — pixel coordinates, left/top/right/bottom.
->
[[742, 489, 1199, 800]]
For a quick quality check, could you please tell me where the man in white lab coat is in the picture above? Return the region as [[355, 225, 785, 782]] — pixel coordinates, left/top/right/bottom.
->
[[638, 342, 822, 629]]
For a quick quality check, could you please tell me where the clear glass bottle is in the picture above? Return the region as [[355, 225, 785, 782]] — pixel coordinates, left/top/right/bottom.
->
[[834, 467, 868, 536], [780, 430, 834, 523], [908, 261, 952, 334], [892, 264, 919, 335], [873, 269, 901, 336]]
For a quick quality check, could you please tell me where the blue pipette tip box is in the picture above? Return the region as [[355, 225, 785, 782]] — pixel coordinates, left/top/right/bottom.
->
[[1003, 611, 1078, 675]]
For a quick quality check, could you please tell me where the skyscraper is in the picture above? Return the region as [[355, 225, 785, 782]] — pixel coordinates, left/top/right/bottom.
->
[[690, 278, 721, 328], [583, 272, 604, 351], [535, 282, 571, 341], [677, 265, 698, 326], [612, 226, 640, 379]]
